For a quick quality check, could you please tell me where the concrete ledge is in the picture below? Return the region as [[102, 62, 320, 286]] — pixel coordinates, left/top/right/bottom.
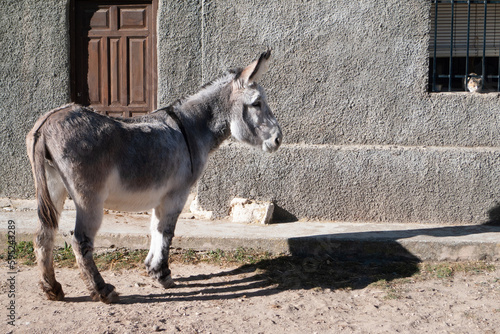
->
[[1, 205, 499, 261]]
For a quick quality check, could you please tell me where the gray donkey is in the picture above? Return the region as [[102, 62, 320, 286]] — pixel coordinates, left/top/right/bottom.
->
[[26, 51, 282, 303]]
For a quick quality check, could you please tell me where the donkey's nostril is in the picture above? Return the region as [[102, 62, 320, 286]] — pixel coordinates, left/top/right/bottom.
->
[[275, 136, 281, 146]]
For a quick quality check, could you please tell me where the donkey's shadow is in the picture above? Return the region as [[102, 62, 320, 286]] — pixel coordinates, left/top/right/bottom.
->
[[117, 251, 420, 304], [117, 220, 500, 304]]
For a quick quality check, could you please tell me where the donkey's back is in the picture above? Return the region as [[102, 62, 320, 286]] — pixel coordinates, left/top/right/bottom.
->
[[28, 104, 195, 212]]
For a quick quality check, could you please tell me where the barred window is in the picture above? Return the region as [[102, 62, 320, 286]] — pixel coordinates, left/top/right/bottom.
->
[[429, 0, 500, 92]]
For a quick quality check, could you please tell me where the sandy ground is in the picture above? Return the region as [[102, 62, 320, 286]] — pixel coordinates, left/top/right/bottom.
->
[[1, 260, 500, 334]]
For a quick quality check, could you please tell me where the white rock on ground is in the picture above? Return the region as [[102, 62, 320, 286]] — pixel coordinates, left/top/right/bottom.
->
[[229, 197, 274, 224]]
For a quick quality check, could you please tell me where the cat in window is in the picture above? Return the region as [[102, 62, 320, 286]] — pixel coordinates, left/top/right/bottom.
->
[[465, 73, 483, 93]]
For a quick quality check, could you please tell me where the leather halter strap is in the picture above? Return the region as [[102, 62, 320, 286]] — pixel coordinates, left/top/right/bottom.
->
[[158, 106, 194, 175]]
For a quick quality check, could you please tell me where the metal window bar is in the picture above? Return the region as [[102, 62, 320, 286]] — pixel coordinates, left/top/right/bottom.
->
[[481, 0, 486, 87], [431, 0, 500, 92], [433, 1, 438, 92], [448, 0, 454, 91], [465, 0, 471, 81]]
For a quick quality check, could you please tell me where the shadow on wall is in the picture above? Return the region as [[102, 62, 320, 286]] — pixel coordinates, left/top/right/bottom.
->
[[271, 203, 298, 222], [485, 203, 500, 226]]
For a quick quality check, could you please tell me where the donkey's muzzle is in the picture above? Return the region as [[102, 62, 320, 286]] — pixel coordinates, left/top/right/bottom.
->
[[263, 130, 282, 153]]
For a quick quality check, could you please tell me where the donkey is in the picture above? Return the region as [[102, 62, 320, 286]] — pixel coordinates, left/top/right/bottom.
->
[[26, 51, 281, 303]]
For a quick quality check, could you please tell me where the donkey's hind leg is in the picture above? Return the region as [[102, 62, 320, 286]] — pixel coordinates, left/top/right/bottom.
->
[[72, 203, 118, 303], [35, 227, 64, 300], [35, 162, 67, 301]]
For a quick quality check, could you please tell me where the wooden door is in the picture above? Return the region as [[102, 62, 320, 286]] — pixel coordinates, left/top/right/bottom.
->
[[72, 0, 157, 117]]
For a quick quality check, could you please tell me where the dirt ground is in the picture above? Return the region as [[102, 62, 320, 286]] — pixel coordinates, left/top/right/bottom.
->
[[2, 258, 500, 334]]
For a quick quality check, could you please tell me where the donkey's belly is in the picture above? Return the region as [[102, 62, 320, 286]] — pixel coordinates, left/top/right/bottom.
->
[[103, 169, 167, 212], [104, 190, 164, 212]]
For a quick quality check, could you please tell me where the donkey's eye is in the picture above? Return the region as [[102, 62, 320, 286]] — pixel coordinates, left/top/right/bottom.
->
[[251, 101, 261, 108]]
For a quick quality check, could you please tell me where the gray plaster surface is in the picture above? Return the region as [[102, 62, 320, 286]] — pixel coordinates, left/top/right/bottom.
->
[[2, 200, 499, 262], [3, 0, 500, 227], [0, 1, 70, 198], [195, 0, 500, 223], [198, 143, 500, 224]]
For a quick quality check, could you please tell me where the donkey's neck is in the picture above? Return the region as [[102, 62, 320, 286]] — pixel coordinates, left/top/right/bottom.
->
[[174, 73, 235, 158]]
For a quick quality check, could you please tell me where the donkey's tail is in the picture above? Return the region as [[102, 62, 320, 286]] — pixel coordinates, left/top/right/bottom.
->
[[26, 103, 74, 229], [32, 134, 59, 229]]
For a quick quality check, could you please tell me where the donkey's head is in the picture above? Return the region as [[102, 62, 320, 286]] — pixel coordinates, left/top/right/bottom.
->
[[229, 51, 282, 153]]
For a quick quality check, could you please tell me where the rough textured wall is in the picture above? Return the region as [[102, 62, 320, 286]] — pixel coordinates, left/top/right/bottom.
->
[[200, 0, 431, 146], [0, 0, 70, 198], [3, 0, 500, 225], [0, 0, 199, 198], [196, 0, 500, 224], [157, 0, 202, 106]]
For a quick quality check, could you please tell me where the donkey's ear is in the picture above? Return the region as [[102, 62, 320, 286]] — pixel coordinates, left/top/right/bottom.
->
[[240, 50, 271, 85]]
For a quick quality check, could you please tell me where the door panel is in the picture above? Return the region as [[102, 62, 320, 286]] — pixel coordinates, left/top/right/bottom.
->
[[73, 1, 156, 117], [120, 7, 147, 29], [109, 38, 121, 104], [87, 38, 102, 104], [129, 38, 146, 105]]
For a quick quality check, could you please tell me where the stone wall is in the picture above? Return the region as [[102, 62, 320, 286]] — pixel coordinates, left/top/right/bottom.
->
[[195, 0, 500, 224], [2, 0, 500, 224], [0, 1, 71, 198]]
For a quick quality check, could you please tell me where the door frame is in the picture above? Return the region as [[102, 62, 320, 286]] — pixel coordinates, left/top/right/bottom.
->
[[70, 0, 158, 114]]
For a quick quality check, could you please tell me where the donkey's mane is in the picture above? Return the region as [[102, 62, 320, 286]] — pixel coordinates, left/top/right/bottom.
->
[[172, 68, 242, 108], [200, 68, 243, 90], [134, 68, 242, 121]]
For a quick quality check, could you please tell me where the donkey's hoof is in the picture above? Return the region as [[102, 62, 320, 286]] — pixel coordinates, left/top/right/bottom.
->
[[158, 275, 176, 289], [39, 281, 65, 301], [91, 284, 119, 304]]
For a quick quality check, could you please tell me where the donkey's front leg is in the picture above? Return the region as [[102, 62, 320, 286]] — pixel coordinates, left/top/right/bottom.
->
[[145, 206, 181, 288], [72, 207, 119, 303]]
